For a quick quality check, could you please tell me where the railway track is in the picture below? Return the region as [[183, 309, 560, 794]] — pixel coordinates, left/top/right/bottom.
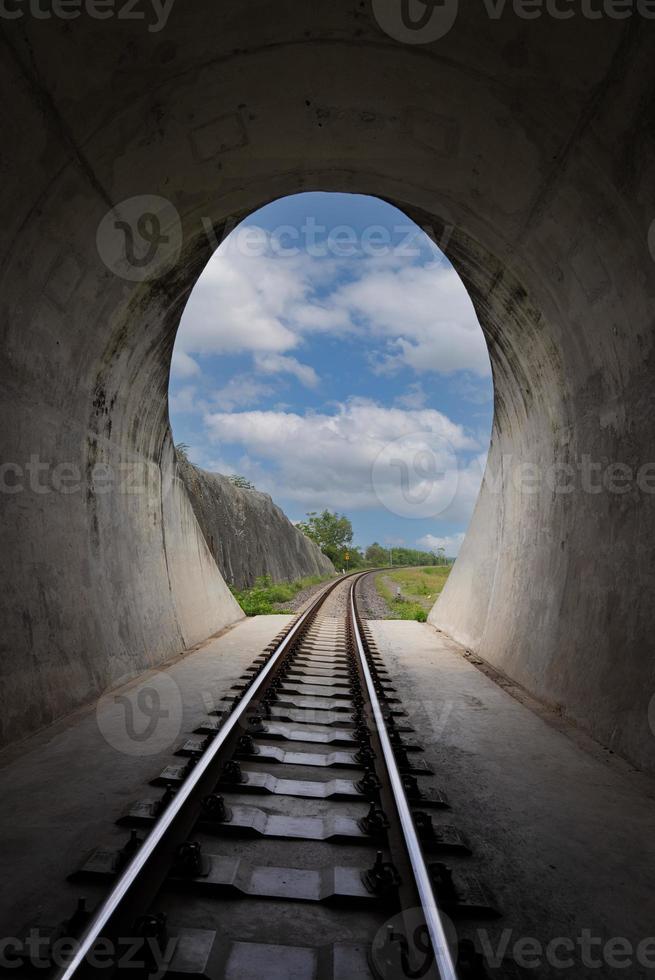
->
[[26, 573, 509, 980]]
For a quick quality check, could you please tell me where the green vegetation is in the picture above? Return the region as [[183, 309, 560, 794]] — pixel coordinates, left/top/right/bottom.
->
[[376, 565, 453, 622], [231, 573, 334, 615], [297, 510, 366, 568], [232, 564, 452, 619], [228, 475, 256, 490], [295, 514, 453, 572], [365, 542, 451, 567], [364, 542, 388, 565]]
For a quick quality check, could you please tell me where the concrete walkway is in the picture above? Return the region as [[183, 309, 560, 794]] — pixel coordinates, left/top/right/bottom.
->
[[370, 620, 655, 979], [0, 616, 291, 944]]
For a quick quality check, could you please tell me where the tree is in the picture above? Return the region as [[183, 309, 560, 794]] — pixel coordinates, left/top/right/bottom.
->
[[365, 542, 388, 566], [229, 475, 255, 490], [345, 546, 366, 569], [297, 510, 353, 565]]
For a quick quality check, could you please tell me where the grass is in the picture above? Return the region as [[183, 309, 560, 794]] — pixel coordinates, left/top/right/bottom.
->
[[231, 573, 334, 615], [375, 565, 453, 622]]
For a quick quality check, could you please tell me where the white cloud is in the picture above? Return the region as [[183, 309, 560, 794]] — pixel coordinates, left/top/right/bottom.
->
[[203, 399, 482, 516], [171, 350, 200, 379], [169, 385, 200, 414], [203, 457, 237, 475], [417, 531, 467, 557], [451, 373, 494, 405], [177, 245, 303, 356], [172, 218, 492, 523], [291, 302, 354, 334], [395, 382, 428, 410], [254, 353, 319, 388], [332, 263, 490, 377], [211, 375, 275, 412], [174, 226, 490, 382], [437, 452, 487, 524]]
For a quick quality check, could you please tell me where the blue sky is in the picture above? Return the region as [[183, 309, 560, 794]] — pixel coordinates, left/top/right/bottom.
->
[[169, 193, 493, 556]]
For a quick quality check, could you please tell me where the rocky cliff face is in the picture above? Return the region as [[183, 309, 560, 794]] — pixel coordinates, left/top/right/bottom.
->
[[179, 460, 334, 588]]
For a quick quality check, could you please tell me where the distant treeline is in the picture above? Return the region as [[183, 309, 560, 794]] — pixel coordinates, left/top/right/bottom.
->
[[295, 510, 453, 569], [364, 543, 452, 567]]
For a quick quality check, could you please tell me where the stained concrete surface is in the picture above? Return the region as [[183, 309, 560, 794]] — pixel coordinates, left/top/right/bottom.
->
[[370, 620, 655, 979], [3, 8, 655, 772], [0, 616, 652, 978], [0, 615, 292, 943]]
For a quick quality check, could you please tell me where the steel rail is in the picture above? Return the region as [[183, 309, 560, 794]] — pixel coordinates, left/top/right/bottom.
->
[[59, 572, 360, 979], [349, 578, 459, 980]]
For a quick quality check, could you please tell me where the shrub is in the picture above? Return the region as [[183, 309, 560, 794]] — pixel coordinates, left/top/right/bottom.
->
[[231, 573, 334, 615]]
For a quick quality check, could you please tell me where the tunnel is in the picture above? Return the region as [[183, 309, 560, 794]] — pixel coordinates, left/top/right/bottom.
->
[[1, 2, 654, 789]]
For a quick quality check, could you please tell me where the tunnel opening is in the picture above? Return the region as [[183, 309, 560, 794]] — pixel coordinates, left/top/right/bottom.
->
[[166, 191, 494, 594]]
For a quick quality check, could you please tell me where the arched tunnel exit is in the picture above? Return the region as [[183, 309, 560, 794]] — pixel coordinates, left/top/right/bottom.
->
[[0, 5, 654, 979], [166, 191, 494, 599]]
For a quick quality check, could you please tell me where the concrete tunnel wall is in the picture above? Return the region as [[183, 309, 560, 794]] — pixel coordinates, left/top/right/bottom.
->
[[0, 7, 654, 770]]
